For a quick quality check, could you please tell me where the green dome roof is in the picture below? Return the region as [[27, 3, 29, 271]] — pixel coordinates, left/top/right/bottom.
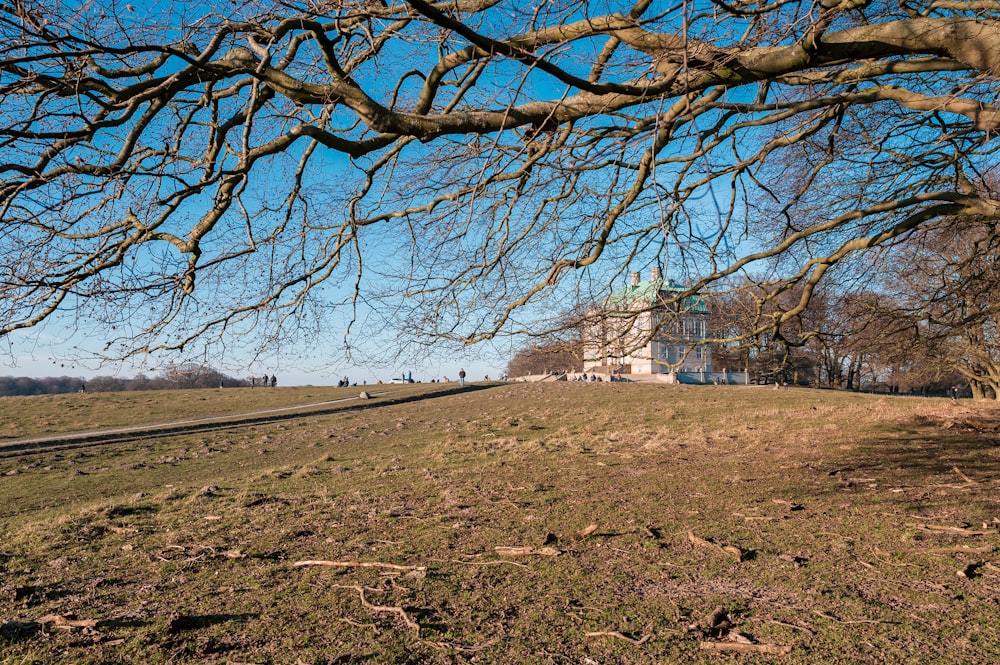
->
[[605, 277, 708, 313]]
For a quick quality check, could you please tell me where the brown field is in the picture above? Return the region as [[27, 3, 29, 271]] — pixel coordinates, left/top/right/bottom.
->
[[1, 382, 999, 664]]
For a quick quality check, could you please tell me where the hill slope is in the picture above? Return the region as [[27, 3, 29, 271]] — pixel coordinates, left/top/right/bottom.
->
[[2, 383, 999, 663]]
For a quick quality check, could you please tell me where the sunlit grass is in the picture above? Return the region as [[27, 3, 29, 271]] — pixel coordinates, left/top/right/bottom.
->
[[1, 382, 998, 663]]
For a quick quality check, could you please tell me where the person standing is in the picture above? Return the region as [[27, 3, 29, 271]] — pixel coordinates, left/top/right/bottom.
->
[[458, 368, 466, 387]]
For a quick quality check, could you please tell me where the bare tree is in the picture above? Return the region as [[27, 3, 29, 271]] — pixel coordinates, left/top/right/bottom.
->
[[506, 339, 582, 378], [708, 282, 816, 384], [1, 1, 999, 365], [878, 217, 1000, 398]]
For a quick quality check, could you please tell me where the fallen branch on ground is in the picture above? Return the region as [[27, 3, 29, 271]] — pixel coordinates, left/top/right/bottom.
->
[[699, 641, 792, 654], [734, 512, 777, 521], [957, 562, 983, 578], [333, 584, 420, 634], [36, 615, 98, 630], [767, 619, 815, 636], [813, 610, 883, 625], [953, 467, 978, 485], [926, 545, 994, 555], [293, 560, 426, 571], [586, 630, 650, 645], [494, 546, 561, 557], [688, 531, 745, 561], [906, 524, 990, 536], [451, 558, 531, 569]]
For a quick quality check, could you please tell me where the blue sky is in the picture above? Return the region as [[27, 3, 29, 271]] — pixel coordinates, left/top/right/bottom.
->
[[0, 321, 510, 386], [2, 1, 934, 386]]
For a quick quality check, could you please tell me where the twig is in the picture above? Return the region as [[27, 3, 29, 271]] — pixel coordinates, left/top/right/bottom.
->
[[906, 524, 990, 536], [733, 512, 776, 521], [688, 531, 744, 561], [767, 619, 814, 636], [494, 546, 561, 557], [334, 584, 420, 634], [426, 637, 502, 653], [953, 466, 978, 484], [36, 614, 98, 630], [813, 610, 883, 625], [339, 617, 377, 631], [699, 642, 791, 654], [957, 562, 982, 578], [293, 560, 426, 572], [585, 630, 650, 645], [451, 558, 531, 569], [926, 545, 994, 555]]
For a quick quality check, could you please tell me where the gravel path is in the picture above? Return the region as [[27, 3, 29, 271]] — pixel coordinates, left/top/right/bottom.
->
[[0, 392, 383, 456]]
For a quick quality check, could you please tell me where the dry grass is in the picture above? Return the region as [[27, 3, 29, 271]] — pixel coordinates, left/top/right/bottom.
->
[[1, 382, 999, 664]]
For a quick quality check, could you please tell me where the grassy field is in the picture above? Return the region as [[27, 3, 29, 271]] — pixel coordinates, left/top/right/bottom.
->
[[0, 385, 431, 441], [1, 382, 999, 664]]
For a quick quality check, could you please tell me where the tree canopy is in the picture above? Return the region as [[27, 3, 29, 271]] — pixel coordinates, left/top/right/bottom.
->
[[1, 0, 998, 367]]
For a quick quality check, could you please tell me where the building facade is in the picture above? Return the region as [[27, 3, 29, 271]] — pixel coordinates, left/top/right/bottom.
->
[[583, 267, 712, 375]]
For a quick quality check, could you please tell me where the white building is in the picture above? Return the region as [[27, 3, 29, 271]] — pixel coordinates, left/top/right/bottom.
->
[[583, 267, 712, 376]]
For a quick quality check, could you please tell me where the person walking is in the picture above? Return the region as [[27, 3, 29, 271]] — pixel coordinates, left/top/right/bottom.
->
[[458, 368, 466, 387]]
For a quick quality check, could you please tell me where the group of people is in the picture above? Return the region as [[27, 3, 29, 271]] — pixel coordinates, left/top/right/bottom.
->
[[251, 374, 277, 388], [239, 368, 501, 388], [575, 373, 603, 383]]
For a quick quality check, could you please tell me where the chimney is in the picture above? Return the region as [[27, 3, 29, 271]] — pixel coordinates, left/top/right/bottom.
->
[[630, 271, 640, 286], [650, 266, 661, 282]]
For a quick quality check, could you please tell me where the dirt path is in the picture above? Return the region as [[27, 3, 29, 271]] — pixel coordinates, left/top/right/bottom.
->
[[0, 392, 386, 456]]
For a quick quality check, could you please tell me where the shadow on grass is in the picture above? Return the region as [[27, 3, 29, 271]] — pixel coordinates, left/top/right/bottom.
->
[[165, 613, 258, 633], [1, 614, 255, 645], [0, 621, 43, 644], [851, 415, 1000, 485], [104, 504, 159, 518]]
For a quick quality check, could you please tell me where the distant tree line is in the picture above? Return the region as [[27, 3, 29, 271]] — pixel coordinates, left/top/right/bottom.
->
[[506, 341, 583, 377], [0, 375, 86, 397], [0, 364, 249, 397]]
